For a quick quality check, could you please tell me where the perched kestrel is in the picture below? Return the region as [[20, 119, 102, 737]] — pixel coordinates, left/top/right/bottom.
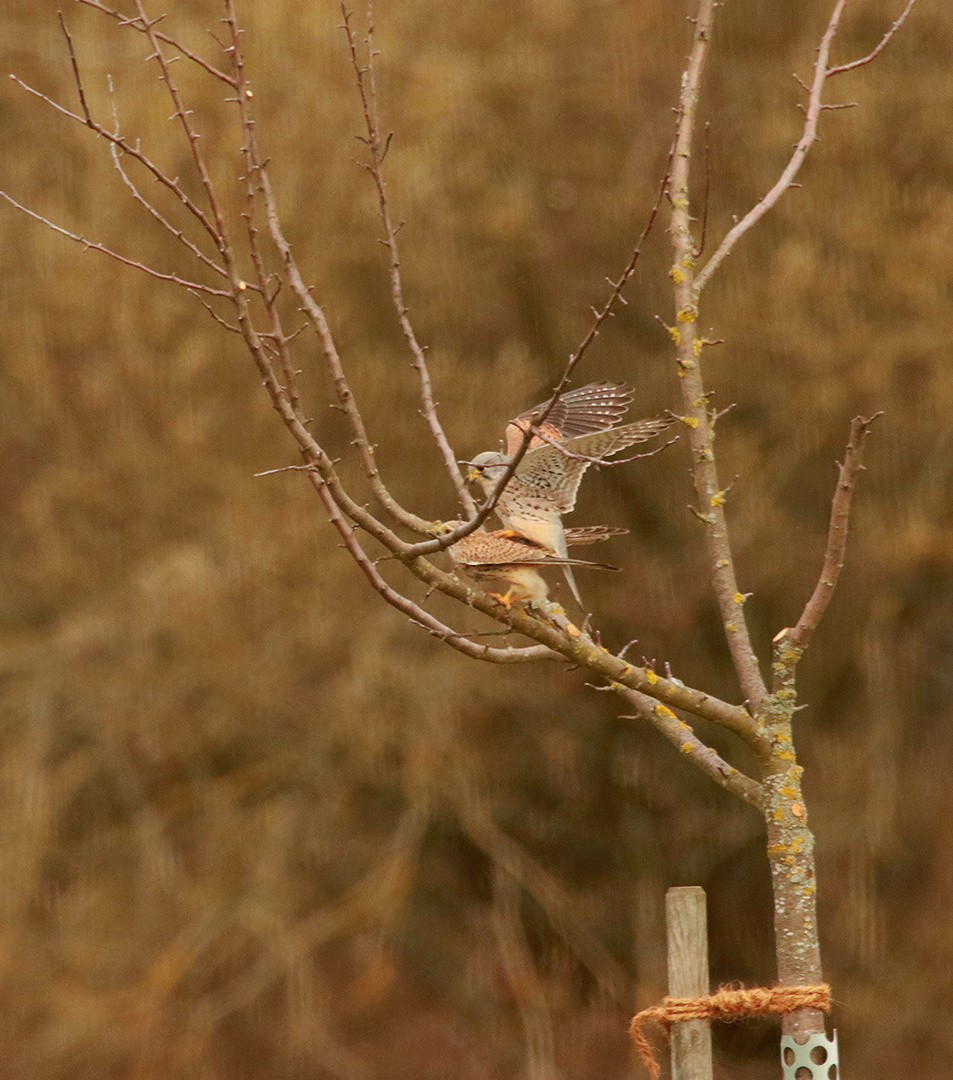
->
[[437, 523, 621, 607], [467, 387, 675, 603]]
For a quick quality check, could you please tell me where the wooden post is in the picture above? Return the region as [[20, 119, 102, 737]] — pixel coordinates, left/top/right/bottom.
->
[[666, 886, 713, 1080]]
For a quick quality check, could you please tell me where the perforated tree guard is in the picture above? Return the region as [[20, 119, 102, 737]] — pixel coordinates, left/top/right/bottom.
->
[[781, 1029, 839, 1079]]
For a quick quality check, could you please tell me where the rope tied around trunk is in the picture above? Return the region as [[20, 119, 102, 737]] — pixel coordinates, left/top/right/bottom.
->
[[629, 983, 832, 1078]]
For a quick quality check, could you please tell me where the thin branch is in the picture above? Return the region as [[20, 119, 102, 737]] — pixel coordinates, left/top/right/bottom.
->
[[8, 73, 223, 250], [525, 425, 679, 467], [694, 0, 919, 297], [826, 0, 918, 76], [618, 687, 765, 810], [0, 192, 231, 297], [76, 0, 237, 85], [189, 290, 242, 333], [780, 413, 881, 662], [224, 9, 302, 415], [564, 136, 678, 382], [342, 3, 475, 515], [105, 80, 230, 282], [131, 0, 231, 260], [58, 10, 91, 123], [216, 4, 432, 535]]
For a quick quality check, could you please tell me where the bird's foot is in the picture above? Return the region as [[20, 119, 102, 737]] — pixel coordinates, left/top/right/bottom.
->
[[488, 588, 517, 609]]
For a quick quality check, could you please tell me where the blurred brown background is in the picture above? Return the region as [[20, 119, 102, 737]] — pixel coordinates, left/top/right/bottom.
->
[[1, 1, 951, 1077]]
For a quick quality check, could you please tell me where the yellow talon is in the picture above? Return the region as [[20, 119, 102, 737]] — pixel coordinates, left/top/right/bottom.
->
[[489, 588, 517, 609]]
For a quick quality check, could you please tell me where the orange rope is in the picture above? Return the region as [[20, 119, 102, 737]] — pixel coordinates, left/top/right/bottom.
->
[[629, 983, 832, 1079]]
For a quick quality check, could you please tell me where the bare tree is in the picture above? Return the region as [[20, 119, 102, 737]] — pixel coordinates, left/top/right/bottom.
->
[[1, 0, 917, 1073]]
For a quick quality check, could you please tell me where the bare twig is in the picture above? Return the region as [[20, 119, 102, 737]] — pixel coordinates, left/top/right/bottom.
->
[[518, 423, 678, 467], [563, 136, 678, 383], [223, 9, 302, 415], [76, 0, 237, 85], [0, 192, 231, 297], [826, 0, 917, 76], [7, 74, 225, 251], [693, 0, 919, 297], [131, 0, 231, 258], [105, 80, 230, 283], [342, 3, 475, 515], [780, 413, 881, 663], [57, 10, 91, 123]]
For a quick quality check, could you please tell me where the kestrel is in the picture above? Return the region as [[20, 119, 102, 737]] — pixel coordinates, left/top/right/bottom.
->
[[436, 523, 621, 608], [466, 386, 675, 603]]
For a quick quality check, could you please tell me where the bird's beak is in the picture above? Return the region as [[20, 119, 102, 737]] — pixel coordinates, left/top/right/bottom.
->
[[458, 460, 481, 483]]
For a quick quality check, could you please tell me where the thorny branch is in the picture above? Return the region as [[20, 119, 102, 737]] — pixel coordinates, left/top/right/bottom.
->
[[693, 0, 918, 297], [0, 191, 232, 297], [77, 0, 236, 85], [342, 3, 475, 516], [105, 80, 230, 283]]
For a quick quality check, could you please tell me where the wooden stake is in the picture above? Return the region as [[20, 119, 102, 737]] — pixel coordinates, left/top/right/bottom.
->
[[666, 886, 713, 1080]]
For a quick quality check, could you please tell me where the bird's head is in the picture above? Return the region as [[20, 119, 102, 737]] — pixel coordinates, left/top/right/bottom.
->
[[432, 520, 465, 539], [462, 452, 509, 487]]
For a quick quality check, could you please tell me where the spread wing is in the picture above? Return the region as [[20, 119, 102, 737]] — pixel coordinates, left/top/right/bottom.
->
[[504, 382, 634, 456], [515, 414, 677, 513]]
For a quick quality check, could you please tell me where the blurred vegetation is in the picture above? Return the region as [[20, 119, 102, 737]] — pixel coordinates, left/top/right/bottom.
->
[[1, 0, 951, 1077]]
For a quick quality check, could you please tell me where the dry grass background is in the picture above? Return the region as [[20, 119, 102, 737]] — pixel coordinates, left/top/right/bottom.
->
[[1, 0, 952, 1077]]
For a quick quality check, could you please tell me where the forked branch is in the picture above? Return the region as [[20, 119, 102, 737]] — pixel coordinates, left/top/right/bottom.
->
[[693, 0, 918, 297]]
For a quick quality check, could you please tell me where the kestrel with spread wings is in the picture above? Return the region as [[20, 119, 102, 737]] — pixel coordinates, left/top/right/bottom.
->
[[436, 522, 624, 607], [465, 383, 675, 604]]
